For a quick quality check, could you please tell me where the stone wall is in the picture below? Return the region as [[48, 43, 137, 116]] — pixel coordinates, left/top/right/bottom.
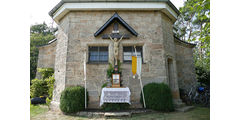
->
[[36, 41, 56, 79], [49, 10, 194, 109], [175, 38, 197, 93], [52, 15, 70, 106], [62, 11, 175, 108], [161, 13, 181, 101]]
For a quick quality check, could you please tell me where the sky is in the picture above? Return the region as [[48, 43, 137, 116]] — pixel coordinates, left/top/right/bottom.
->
[[30, 0, 185, 26]]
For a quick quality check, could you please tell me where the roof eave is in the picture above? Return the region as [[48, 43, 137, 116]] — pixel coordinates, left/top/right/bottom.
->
[[174, 36, 196, 48], [49, 0, 180, 24], [37, 38, 57, 48]]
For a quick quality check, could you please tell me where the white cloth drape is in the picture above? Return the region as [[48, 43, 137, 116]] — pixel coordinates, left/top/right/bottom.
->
[[100, 87, 131, 106]]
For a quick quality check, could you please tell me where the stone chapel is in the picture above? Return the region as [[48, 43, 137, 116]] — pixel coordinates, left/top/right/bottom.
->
[[37, 0, 197, 109]]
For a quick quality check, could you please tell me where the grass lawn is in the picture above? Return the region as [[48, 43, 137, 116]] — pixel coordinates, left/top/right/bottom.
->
[[31, 106, 209, 120], [130, 107, 210, 120], [30, 104, 48, 118]]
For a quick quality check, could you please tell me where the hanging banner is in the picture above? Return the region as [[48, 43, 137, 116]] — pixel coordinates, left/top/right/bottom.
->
[[137, 57, 142, 78], [132, 56, 137, 75]]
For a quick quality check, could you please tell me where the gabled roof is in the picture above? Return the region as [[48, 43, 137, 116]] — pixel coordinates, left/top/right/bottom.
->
[[94, 13, 138, 37]]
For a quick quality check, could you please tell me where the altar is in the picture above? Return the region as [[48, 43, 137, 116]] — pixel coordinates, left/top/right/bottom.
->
[[100, 87, 131, 106]]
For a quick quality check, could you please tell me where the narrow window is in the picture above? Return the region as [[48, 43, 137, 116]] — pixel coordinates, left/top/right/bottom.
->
[[89, 46, 108, 63], [123, 46, 142, 62]]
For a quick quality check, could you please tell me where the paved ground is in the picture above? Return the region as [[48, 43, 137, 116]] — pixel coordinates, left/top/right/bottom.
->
[[31, 107, 210, 120]]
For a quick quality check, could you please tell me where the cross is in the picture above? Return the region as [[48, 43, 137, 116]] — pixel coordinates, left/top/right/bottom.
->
[[102, 22, 130, 39]]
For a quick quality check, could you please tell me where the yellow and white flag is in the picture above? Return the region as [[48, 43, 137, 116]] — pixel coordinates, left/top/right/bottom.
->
[[132, 56, 142, 78]]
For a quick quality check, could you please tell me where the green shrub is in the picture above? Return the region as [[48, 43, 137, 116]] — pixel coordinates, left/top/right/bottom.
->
[[30, 78, 48, 98], [101, 82, 108, 88], [141, 83, 174, 112], [37, 68, 54, 79], [107, 63, 114, 78], [101, 103, 130, 111], [46, 97, 51, 110], [30, 68, 55, 99], [45, 75, 55, 99], [107, 62, 123, 86], [60, 86, 88, 113], [106, 61, 122, 78], [195, 65, 210, 86]]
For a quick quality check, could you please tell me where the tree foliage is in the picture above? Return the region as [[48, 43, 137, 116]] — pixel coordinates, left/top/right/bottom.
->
[[30, 78, 48, 98], [195, 65, 210, 86], [30, 22, 57, 35], [30, 68, 55, 98], [30, 22, 56, 80], [174, 0, 210, 70], [37, 68, 54, 79]]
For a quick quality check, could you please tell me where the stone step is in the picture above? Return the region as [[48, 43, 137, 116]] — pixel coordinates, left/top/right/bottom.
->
[[175, 106, 194, 112], [104, 112, 131, 117], [174, 102, 186, 108]]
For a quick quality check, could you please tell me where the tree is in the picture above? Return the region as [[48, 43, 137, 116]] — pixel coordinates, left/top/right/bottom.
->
[[174, 0, 210, 70], [30, 22, 56, 81], [30, 22, 57, 35]]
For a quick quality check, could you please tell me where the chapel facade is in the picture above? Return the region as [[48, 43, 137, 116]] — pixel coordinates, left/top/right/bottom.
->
[[37, 0, 197, 109]]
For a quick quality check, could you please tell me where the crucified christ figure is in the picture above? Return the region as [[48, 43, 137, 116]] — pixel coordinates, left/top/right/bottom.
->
[[109, 34, 124, 65]]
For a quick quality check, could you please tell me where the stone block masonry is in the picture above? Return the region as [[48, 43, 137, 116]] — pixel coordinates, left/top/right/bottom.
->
[[38, 10, 196, 110], [36, 40, 56, 79]]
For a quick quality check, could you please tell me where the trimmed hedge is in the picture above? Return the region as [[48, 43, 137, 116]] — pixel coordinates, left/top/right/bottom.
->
[[141, 83, 174, 112], [60, 86, 88, 113]]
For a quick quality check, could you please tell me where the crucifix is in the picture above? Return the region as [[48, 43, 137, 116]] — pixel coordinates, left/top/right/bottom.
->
[[102, 22, 130, 66]]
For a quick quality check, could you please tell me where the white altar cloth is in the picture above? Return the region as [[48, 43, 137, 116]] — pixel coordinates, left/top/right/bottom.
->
[[100, 87, 131, 106]]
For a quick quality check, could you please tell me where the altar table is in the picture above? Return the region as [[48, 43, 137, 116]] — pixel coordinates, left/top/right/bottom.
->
[[100, 87, 131, 106]]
